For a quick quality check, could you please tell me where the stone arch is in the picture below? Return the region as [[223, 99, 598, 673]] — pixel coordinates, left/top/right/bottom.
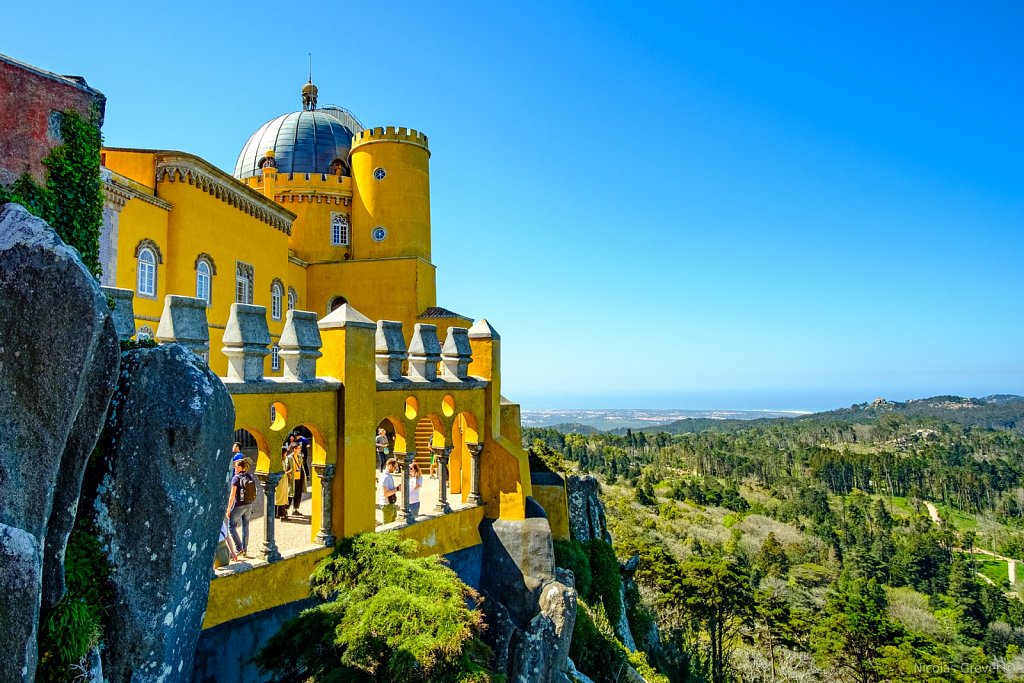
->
[[233, 425, 270, 474], [377, 416, 408, 455], [451, 412, 479, 498], [134, 237, 163, 263]]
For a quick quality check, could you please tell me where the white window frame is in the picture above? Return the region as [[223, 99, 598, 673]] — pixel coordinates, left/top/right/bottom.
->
[[331, 213, 349, 246], [271, 283, 283, 320], [196, 261, 211, 305], [287, 288, 297, 311], [137, 248, 156, 297], [236, 262, 253, 305], [271, 343, 281, 371]]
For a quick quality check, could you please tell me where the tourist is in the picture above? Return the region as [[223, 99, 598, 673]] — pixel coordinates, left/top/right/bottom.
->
[[286, 438, 305, 516], [225, 458, 256, 560], [375, 428, 389, 473], [275, 444, 291, 520], [408, 462, 423, 519], [380, 458, 400, 524]]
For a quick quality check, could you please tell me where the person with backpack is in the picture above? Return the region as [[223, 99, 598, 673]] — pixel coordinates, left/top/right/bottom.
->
[[225, 457, 257, 560]]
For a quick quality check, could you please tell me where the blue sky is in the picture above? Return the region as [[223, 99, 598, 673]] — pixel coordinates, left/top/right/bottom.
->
[[9, 1, 1022, 410]]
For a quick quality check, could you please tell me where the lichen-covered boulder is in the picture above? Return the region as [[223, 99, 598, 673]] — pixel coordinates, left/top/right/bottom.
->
[[86, 344, 234, 682], [482, 517, 556, 624], [0, 203, 120, 681], [0, 523, 42, 683], [481, 518, 577, 682]]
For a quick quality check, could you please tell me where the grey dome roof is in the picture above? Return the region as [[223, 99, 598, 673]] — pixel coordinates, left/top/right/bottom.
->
[[234, 109, 360, 179]]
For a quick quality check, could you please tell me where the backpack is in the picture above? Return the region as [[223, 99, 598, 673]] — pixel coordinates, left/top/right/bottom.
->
[[237, 472, 257, 505]]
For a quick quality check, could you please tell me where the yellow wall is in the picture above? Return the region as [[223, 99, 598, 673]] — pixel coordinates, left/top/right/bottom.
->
[[305, 257, 436, 329], [113, 194, 169, 326], [350, 129, 431, 261], [532, 483, 571, 541]]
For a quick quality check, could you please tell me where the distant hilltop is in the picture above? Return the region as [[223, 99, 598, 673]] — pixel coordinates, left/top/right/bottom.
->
[[522, 395, 1024, 434], [520, 407, 810, 431]]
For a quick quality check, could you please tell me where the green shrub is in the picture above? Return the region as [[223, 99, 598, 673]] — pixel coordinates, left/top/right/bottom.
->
[[554, 539, 592, 598], [256, 532, 495, 682], [36, 527, 112, 682], [587, 539, 624, 627]]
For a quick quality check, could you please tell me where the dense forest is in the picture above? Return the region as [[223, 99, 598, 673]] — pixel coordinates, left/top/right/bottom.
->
[[526, 395, 1024, 682]]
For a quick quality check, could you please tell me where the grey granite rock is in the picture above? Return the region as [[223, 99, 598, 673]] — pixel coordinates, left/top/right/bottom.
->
[[88, 344, 234, 682], [482, 518, 556, 625], [566, 475, 610, 543], [0, 522, 41, 683], [0, 203, 120, 673]]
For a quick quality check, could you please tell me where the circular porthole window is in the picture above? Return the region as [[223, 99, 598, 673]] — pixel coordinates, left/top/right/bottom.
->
[[373, 167, 386, 180], [371, 226, 387, 242]]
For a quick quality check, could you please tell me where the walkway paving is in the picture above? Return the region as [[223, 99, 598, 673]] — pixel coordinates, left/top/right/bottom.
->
[[214, 471, 474, 575]]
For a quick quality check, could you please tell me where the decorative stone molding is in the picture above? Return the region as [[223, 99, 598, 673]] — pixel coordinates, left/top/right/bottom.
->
[[154, 153, 294, 235], [194, 252, 217, 275], [134, 237, 163, 263], [155, 295, 210, 359], [278, 310, 322, 381], [375, 320, 407, 381], [100, 286, 136, 341], [441, 327, 473, 380], [222, 303, 271, 381], [408, 323, 442, 381]]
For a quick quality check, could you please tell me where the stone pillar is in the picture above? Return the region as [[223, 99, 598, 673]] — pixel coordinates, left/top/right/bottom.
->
[[403, 451, 416, 523], [256, 472, 283, 562], [441, 326, 472, 379], [156, 295, 210, 359], [279, 309, 322, 380], [466, 442, 484, 505], [100, 286, 136, 341], [312, 464, 335, 546], [222, 303, 270, 381], [408, 323, 442, 381], [434, 447, 452, 514], [375, 320, 407, 380]]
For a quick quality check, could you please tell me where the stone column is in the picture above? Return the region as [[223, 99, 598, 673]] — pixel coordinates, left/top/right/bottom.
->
[[403, 451, 416, 523], [256, 472, 283, 562], [312, 464, 336, 546], [156, 295, 210, 359], [434, 447, 452, 514], [466, 442, 484, 505]]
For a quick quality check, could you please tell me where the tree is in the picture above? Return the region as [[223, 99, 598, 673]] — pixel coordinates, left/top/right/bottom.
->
[[754, 533, 790, 579], [812, 577, 904, 683], [677, 552, 753, 683], [255, 532, 493, 682]]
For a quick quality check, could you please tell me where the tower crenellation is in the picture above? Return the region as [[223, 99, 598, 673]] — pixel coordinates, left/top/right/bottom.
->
[[351, 126, 429, 153]]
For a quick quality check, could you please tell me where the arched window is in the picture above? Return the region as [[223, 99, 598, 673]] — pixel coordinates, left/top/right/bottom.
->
[[271, 343, 281, 371], [287, 287, 297, 311], [271, 281, 283, 320], [329, 295, 347, 313], [236, 261, 254, 304], [136, 325, 154, 341], [196, 261, 211, 305], [137, 248, 156, 297]]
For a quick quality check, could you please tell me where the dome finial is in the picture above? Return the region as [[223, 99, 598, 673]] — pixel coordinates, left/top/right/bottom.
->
[[302, 53, 318, 111]]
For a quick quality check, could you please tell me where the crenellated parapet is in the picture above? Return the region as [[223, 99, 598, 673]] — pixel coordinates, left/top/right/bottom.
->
[[155, 295, 209, 358], [278, 310, 322, 381], [221, 303, 272, 381], [101, 286, 136, 341], [407, 323, 442, 381], [351, 126, 429, 153], [375, 320, 407, 381]]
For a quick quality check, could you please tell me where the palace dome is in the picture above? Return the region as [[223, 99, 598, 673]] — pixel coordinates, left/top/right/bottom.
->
[[233, 103, 364, 180]]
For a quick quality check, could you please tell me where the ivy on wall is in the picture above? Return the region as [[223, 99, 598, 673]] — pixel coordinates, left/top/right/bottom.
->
[[0, 107, 104, 276]]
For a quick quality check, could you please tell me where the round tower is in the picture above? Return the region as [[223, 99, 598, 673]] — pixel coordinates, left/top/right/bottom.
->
[[350, 127, 431, 261]]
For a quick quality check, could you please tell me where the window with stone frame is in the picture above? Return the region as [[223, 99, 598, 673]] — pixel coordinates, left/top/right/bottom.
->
[[271, 280, 284, 320], [134, 239, 163, 299], [271, 343, 281, 371], [331, 213, 350, 246], [236, 261, 254, 304], [287, 287, 297, 311]]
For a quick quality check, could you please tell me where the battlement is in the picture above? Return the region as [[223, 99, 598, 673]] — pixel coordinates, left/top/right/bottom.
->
[[243, 172, 353, 189], [351, 126, 429, 152]]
